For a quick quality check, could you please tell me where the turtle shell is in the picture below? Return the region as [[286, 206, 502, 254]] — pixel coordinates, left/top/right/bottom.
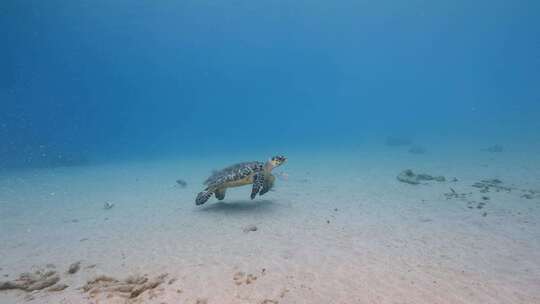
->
[[204, 161, 264, 188]]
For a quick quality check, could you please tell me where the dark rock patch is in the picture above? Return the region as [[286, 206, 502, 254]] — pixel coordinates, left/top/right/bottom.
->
[[472, 179, 513, 193], [0, 269, 60, 292], [397, 169, 446, 185]]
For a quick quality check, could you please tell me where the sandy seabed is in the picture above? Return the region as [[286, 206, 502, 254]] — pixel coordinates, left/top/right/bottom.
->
[[1, 149, 539, 304]]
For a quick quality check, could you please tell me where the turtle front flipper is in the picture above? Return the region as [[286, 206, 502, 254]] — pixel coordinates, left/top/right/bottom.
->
[[196, 189, 214, 205], [250, 172, 265, 199], [259, 174, 275, 196], [215, 188, 226, 200]]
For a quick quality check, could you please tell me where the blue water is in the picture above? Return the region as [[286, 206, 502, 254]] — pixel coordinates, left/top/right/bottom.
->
[[2, 0, 539, 169]]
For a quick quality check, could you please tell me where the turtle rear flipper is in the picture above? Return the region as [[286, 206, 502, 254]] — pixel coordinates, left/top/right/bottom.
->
[[215, 188, 226, 200], [250, 172, 265, 199], [196, 189, 214, 205]]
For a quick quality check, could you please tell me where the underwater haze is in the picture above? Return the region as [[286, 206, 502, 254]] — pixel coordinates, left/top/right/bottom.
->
[[1, 1, 540, 304], [2, 0, 540, 168]]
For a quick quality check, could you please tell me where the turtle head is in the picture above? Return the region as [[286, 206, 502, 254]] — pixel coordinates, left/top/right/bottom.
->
[[267, 155, 287, 170]]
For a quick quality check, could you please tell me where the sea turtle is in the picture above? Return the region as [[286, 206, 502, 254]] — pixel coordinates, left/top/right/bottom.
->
[[195, 155, 287, 205]]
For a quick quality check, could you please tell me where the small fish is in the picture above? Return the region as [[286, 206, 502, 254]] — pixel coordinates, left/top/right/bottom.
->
[[176, 179, 187, 187]]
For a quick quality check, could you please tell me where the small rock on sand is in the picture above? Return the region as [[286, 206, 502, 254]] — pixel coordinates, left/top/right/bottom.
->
[[242, 224, 258, 233], [67, 261, 81, 274]]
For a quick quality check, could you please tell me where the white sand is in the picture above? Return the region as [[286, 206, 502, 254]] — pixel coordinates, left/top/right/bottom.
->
[[1, 148, 539, 303]]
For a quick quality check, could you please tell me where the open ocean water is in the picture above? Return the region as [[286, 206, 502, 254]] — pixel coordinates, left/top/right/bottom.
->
[[1, 1, 540, 303]]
